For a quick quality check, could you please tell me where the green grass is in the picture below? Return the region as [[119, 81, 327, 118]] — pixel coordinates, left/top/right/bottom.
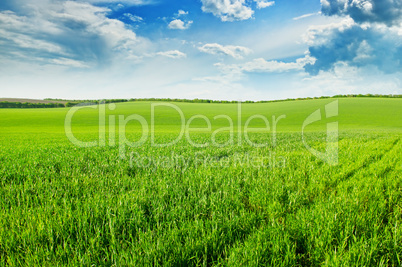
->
[[0, 98, 401, 266]]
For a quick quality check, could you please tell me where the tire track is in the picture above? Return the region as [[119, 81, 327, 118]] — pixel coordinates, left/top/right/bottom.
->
[[339, 137, 400, 183]]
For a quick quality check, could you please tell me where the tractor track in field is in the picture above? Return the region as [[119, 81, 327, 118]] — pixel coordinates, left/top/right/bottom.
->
[[340, 137, 400, 183]]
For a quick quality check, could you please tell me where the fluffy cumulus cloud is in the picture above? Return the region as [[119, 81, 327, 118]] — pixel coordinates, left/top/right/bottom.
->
[[168, 10, 192, 30], [200, 0, 275, 21], [303, 0, 402, 76], [168, 19, 193, 30], [198, 43, 252, 59], [201, 0, 254, 21], [305, 22, 402, 75], [0, 0, 149, 67], [255, 0, 275, 9], [321, 0, 402, 26], [177, 10, 189, 16]]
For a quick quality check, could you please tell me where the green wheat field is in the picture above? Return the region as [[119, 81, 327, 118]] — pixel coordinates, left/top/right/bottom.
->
[[0, 97, 401, 266]]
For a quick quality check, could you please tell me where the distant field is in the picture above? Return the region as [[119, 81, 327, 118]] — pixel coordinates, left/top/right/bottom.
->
[[1, 97, 401, 133], [0, 98, 401, 266]]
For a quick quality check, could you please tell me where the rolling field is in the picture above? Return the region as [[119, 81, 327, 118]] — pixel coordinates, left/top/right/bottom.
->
[[0, 98, 401, 266]]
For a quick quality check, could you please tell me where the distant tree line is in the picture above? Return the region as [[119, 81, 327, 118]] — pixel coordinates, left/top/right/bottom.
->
[[64, 99, 129, 107], [128, 94, 402, 104], [332, 94, 402, 98], [128, 98, 241, 103], [0, 99, 130, 109], [0, 101, 65, 109], [255, 94, 402, 103], [3, 94, 401, 109]]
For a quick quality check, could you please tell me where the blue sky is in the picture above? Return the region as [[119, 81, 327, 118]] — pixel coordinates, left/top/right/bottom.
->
[[0, 0, 401, 100]]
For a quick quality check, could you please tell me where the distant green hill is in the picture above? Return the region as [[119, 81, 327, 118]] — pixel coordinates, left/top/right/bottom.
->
[[0, 98, 401, 134]]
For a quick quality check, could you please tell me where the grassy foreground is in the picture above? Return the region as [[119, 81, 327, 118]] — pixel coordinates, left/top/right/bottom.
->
[[0, 98, 401, 266]]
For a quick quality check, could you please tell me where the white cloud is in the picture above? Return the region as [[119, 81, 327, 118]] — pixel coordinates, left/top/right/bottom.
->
[[215, 55, 316, 73], [0, 29, 65, 55], [198, 43, 252, 59], [293, 12, 321, 20], [177, 10, 189, 16], [201, 0, 254, 21], [57, 1, 144, 54], [50, 57, 90, 68], [124, 13, 143, 22], [0, 1, 149, 67], [193, 55, 315, 96], [321, 0, 402, 26], [156, 50, 187, 58], [255, 0, 275, 9], [168, 19, 193, 30], [83, 0, 154, 5], [302, 0, 402, 76], [0, 10, 62, 36], [301, 63, 402, 96], [303, 18, 355, 46], [353, 40, 373, 63]]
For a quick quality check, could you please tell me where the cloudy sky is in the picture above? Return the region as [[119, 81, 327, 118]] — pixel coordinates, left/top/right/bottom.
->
[[1, 0, 401, 100]]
